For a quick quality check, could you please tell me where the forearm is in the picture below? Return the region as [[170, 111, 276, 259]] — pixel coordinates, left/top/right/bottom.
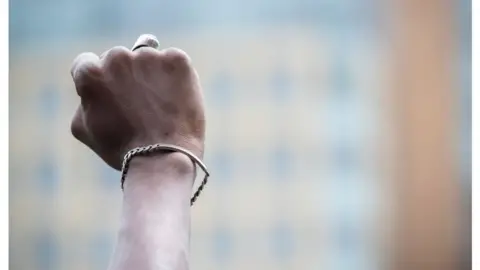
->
[[108, 153, 195, 270]]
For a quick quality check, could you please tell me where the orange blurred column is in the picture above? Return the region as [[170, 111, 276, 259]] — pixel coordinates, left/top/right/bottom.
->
[[392, 0, 461, 269]]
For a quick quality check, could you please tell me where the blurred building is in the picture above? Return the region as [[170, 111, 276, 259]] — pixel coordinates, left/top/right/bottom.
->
[[9, 0, 470, 270]]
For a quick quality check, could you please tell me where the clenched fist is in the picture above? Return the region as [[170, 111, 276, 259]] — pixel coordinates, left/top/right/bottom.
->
[[70, 35, 206, 170]]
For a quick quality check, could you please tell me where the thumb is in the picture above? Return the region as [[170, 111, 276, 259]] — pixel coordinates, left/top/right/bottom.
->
[[71, 106, 90, 145]]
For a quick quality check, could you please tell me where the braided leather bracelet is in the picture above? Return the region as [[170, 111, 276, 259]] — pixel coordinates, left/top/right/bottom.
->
[[120, 144, 210, 206]]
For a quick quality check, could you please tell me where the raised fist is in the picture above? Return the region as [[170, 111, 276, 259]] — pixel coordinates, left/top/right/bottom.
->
[[70, 34, 206, 170]]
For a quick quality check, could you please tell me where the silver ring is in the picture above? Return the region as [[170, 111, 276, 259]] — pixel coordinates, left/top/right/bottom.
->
[[132, 44, 151, 51], [131, 34, 159, 51]]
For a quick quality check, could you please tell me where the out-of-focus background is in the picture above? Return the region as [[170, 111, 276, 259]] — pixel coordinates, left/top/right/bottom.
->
[[9, 0, 471, 270]]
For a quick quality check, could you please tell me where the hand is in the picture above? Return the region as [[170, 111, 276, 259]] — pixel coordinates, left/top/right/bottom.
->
[[70, 34, 206, 171]]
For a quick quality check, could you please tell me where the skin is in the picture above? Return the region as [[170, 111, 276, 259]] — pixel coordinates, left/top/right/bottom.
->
[[70, 35, 206, 270]]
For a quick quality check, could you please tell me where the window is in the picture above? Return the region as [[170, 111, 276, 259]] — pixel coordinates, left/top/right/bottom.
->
[[38, 155, 58, 193], [213, 226, 233, 262], [35, 230, 58, 270]]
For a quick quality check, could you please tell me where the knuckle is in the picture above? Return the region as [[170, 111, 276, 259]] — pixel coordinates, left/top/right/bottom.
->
[[103, 46, 132, 65], [71, 107, 87, 142], [71, 52, 101, 80], [76, 62, 102, 80], [132, 47, 161, 63], [70, 118, 85, 141], [72, 64, 103, 98], [163, 47, 191, 66]]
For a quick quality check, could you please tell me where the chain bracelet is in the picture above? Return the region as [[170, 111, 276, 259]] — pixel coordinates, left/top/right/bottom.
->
[[120, 144, 210, 206]]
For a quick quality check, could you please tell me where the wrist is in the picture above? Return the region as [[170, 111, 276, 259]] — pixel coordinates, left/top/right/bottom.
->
[[124, 151, 196, 189]]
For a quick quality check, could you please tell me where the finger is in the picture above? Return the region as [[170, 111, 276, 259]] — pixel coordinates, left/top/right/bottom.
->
[[132, 34, 159, 51], [99, 46, 133, 77], [71, 52, 101, 82], [162, 47, 191, 67], [70, 52, 102, 97], [71, 106, 89, 143]]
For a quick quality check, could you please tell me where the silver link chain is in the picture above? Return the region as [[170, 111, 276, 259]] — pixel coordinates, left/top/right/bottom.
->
[[120, 144, 210, 206]]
